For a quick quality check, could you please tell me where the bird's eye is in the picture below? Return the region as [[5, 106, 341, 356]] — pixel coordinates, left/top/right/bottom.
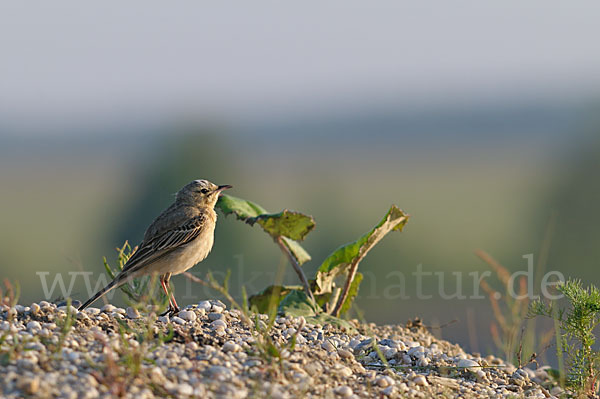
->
[[201, 188, 209, 194]]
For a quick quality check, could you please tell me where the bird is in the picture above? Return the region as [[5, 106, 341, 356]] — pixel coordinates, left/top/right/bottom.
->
[[78, 179, 232, 314]]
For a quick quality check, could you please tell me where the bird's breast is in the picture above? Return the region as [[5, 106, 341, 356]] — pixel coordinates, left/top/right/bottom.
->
[[167, 221, 216, 275]]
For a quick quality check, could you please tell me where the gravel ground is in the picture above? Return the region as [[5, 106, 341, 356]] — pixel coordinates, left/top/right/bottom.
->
[[0, 300, 564, 398]]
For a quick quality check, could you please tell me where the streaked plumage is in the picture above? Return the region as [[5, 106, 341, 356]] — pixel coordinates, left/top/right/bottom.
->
[[79, 179, 232, 313]]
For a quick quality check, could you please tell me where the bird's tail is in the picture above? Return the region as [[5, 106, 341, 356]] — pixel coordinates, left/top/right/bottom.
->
[[78, 277, 124, 311]]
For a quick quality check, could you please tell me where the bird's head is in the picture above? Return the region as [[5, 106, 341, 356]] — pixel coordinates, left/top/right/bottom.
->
[[177, 179, 232, 208]]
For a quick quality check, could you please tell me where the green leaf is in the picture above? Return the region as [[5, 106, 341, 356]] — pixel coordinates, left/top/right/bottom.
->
[[0, 353, 10, 366], [216, 194, 313, 264], [278, 290, 320, 317], [281, 237, 311, 266], [248, 284, 303, 314], [217, 194, 315, 241], [277, 290, 356, 332], [216, 194, 268, 219], [250, 210, 315, 241], [315, 205, 409, 295], [308, 313, 356, 332]]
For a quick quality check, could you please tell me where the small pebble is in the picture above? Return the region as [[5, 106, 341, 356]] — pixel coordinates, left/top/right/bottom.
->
[[457, 358, 481, 372], [178, 383, 193, 396], [334, 386, 353, 397], [417, 357, 429, 367], [211, 319, 227, 329], [101, 304, 116, 313], [26, 321, 41, 332], [208, 312, 223, 321], [408, 345, 424, 356], [375, 376, 391, 387], [178, 310, 197, 321], [413, 375, 429, 387], [206, 365, 233, 380], [126, 307, 140, 319], [30, 303, 41, 315], [338, 348, 354, 360], [222, 341, 241, 353], [322, 340, 335, 352]]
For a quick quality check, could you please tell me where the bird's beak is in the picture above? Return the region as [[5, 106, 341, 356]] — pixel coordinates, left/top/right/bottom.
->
[[216, 184, 232, 196]]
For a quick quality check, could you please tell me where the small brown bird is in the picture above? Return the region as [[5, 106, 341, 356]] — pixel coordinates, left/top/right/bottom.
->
[[79, 179, 232, 313]]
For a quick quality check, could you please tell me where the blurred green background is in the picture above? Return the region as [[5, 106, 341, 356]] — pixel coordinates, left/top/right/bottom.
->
[[1, 1, 600, 357]]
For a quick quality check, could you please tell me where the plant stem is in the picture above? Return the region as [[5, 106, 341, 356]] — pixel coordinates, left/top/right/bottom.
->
[[331, 253, 365, 317], [275, 236, 317, 305], [328, 287, 341, 313]]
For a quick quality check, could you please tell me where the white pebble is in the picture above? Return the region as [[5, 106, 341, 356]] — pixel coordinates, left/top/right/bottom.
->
[[84, 307, 99, 315], [457, 358, 481, 372], [223, 341, 241, 353], [211, 305, 224, 313], [197, 301, 212, 311], [322, 340, 335, 352], [284, 327, 296, 337], [26, 321, 42, 332], [295, 334, 307, 345], [338, 366, 353, 377], [171, 316, 186, 325], [58, 305, 78, 314], [413, 375, 429, 386], [375, 376, 392, 387], [334, 386, 353, 397], [178, 310, 197, 322], [207, 365, 233, 380], [417, 357, 429, 367], [211, 319, 227, 329], [408, 346, 424, 356], [150, 367, 165, 383], [383, 347, 397, 359], [214, 327, 226, 336], [178, 383, 193, 396], [101, 304, 116, 313], [30, 303, 41, 315]]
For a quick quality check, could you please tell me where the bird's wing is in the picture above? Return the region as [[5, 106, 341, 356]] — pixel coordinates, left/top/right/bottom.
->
[[120, 214, 207, 276]]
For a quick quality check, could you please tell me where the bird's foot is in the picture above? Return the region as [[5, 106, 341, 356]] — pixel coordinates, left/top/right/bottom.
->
[[159, 305, 181, 317]]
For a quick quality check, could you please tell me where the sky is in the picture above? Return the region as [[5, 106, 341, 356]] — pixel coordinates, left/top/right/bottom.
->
[[1, 1, 600, 132]]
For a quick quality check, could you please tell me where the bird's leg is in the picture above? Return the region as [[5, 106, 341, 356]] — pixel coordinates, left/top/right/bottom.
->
[[164, 273, 180, 314], [159, 274, 179, 316], [159, 275, 171, 316]]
